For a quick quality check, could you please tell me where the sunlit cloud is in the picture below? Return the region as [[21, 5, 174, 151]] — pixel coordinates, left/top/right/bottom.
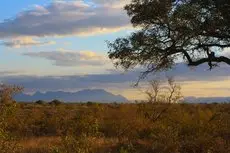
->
[[220, 47, 230, 57], [181, 80, 230, 98], [0, 1, 130, 38], [91, 0, 131, 8], [0, 70, 27, 76], [1, 37, 55, 48], [23, 49, 110, 67], [2, 62, 230, 100]]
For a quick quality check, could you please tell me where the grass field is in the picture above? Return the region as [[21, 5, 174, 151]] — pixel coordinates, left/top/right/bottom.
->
[[0, 102, 229, 153]]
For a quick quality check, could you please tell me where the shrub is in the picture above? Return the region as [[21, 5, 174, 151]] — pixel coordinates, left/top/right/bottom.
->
[[49, 99, 62, 105], [0, 84, 23, 104], [144, 76, 183, 103], [86, 101, 94, 106], [35, 100, 46, 105], [0, 104, 20, 153], [1, 102, 230, 153]]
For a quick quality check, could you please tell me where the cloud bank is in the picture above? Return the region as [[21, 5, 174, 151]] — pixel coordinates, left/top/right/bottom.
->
[[0, 1, 130, 39], [1, 63, 230, 99], [2, 63, 230, 91]]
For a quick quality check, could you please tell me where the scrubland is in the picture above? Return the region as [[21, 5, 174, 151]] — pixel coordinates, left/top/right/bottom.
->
[[0, 102, 229, 153]]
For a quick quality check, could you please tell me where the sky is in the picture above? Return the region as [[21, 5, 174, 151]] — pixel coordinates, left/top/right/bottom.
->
[[1, 0, 230, 100]]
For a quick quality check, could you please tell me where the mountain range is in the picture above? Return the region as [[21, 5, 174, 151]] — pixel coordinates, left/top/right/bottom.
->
[[184, 97, 230, 103], [14, 89, 230, 103], [14, 89, 128, 103]]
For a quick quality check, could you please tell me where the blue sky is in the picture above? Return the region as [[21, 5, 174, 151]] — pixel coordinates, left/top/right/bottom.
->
[[0, 0, 230, 100], [0, 0, 50, 21], [0, 0, 131, 74]]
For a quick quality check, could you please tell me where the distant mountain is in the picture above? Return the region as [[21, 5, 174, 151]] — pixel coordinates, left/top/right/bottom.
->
[[14, 89, 128, 103], [185, 97, 230, 103]]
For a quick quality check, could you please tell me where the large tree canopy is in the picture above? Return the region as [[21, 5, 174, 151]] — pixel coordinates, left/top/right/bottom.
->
[[108, 0, 230, 77]]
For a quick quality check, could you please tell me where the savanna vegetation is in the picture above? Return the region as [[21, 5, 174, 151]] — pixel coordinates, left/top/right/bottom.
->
[[0, 80, 229, 153], [0, 98, 229, 152], [1, 1, 230, 152]]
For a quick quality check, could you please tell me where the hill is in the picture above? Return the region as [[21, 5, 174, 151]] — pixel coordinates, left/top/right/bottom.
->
[[14, 89, 128, 102], [185, 97, 230, 103]]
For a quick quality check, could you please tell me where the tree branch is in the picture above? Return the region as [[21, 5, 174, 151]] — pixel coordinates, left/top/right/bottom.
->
[[202, 32, 230, 39], [182, 50, 193, 64], [188, 56, 230, 66], [196, 43, 230, 49]]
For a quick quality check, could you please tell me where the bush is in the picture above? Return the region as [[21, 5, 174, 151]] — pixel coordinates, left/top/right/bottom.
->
[[49, 99, 62, 105], [86, 101, 94, 106], [35, 100, 46, 105], [55, 135, 93, 153], [0, 104, 20, 153], [0, 84, 23, 104], [1, 103, 230, 153]]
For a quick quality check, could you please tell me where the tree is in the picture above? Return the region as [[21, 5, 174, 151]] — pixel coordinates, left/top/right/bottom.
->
[[165, 76, 183, 103], [0, 84, 23, 104], [49, 99, 62, 105], [145, 79, 160, 103], [108, 0, 230, 78], [35, 100, 46, 105], [144, 76, 183, 103]]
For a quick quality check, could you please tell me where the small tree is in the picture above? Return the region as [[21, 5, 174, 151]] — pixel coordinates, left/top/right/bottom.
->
[[165, 77, 183, 103], [0, 84, 23, 104], [144, 77, 183, 103], [145, 79, 160, 103], [35, 100, 46, 105], [49, 99, 62, 106]]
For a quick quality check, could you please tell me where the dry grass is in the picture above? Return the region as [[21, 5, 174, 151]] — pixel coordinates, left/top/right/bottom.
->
[[19, 136, 61, 149], [0, 103, 229, 153]]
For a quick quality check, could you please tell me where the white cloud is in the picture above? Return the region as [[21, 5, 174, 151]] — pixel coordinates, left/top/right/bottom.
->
[[91, 0, 131, 8], [23, 49, 109, 67], [0, 1, 130, 38], [220, 48, 230, 57], [1, 37, 55, 48]]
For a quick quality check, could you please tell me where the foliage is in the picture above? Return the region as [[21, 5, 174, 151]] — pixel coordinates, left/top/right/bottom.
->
[[0, 103, 230, 153], [0, 104, 20, 153], [108, 0, 230, 78], [0, 84, 23, 104], [53, 135, 93, 153], [35, 100, 46, 105], [49, 99, 62, 105]]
